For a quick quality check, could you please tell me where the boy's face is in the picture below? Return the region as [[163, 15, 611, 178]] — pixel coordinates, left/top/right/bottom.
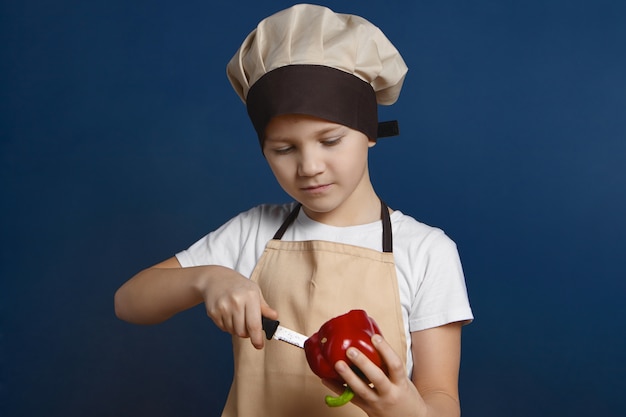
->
[[263, 114, 377, 225]]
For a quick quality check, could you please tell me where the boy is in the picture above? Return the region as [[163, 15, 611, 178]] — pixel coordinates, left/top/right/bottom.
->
[[115, 4, 473, 417]]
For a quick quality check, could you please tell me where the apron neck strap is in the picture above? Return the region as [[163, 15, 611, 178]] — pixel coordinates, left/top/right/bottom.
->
[[380, 199, 392, 253], [272, 203, 302, 241], [273, 199, 393, 253]]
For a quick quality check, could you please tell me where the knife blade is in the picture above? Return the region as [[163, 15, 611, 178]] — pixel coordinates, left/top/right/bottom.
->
[[262, 316, 308, 348]]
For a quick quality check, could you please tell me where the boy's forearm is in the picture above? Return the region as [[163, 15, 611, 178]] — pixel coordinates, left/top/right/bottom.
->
[[421, 391, 461, 417], [114, 266, 209, 324]]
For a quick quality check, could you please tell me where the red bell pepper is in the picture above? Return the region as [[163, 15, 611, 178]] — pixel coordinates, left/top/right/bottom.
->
[[304, 309, 385, 406]]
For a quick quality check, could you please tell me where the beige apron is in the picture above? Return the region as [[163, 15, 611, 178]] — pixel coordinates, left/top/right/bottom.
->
[[221, 200, 407, 417]]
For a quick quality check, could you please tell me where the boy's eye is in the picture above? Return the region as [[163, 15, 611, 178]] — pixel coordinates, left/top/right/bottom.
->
[[273, 146, 294, 155], [322, 137, 342, 146]]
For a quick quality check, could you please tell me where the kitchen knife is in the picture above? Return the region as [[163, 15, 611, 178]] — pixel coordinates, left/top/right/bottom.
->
[[262, 316, 308, 348]]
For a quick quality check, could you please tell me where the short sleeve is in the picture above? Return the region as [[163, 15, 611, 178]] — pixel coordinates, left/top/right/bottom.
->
[[175, 213, 247, 269], [174, 204, 293, 277], [408, 232, 473, 332]]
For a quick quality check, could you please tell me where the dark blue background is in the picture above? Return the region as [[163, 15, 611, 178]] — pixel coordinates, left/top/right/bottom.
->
[[2, 1, 625, 416]]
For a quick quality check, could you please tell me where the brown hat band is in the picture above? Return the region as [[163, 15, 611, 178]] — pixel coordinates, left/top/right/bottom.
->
[[246, 65, 381, 147]]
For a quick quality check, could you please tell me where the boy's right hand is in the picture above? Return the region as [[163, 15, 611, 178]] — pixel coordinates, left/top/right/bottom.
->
[[196, 265, 278, 349]]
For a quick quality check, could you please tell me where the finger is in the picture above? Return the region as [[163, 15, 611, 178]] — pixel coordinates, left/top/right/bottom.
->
[[253, 295, 278, 348], [245, 302, 265, 349], [211, 314, 227, 333], [232, 308, 249, 338], [207, 301, 235, 335], [208, 302, 231, 333], [261, 300, 278, 320], [260, 296, 278, 320], [347, 347, 387, 387], [333, 359, 376, 404], [221, 313, 235, 336], [371, 334, 407, 384]]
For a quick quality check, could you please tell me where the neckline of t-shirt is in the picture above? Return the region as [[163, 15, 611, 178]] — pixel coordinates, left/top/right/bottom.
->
[[294, 206, 403, 233]]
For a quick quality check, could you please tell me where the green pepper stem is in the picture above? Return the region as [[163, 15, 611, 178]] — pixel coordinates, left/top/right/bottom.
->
[[324, 386, 354, 407]]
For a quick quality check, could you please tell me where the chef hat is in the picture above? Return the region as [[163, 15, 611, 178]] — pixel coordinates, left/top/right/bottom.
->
[[226, 3, 408, 146]]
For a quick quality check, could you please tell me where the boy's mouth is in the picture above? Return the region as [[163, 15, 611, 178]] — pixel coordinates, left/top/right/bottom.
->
[[301, 183, 332, 193]]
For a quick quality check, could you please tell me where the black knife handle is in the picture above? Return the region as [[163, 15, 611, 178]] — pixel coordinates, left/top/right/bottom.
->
[[261, 316, 280, 340]]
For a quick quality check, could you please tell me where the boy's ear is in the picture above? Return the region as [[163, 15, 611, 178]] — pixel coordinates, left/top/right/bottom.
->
[[368, 139, 377, 148]]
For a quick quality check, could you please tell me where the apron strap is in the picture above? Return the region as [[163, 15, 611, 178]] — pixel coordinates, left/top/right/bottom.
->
[[380, 199, 392, 253], [273, 199, 393, 253], [272, 203, 302, 240]]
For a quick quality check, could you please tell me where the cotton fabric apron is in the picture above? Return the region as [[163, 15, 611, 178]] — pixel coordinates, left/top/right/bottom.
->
[[221, 200, 407, 417]]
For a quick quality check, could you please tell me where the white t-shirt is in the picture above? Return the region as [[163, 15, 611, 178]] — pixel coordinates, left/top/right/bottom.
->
[[176, 203, 473, 374]]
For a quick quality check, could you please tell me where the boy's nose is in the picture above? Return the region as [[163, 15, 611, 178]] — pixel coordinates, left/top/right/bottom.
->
[[297, 149, 325, 177]]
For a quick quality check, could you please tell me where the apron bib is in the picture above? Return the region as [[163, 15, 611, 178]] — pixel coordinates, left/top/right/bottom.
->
[[221, 201, 407, 417]]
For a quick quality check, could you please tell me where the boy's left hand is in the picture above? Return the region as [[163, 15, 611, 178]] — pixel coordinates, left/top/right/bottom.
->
[[321, 334, 427, 417]]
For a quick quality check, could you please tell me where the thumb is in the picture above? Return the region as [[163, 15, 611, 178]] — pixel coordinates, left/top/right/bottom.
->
[[260, 296, 278, 321]]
